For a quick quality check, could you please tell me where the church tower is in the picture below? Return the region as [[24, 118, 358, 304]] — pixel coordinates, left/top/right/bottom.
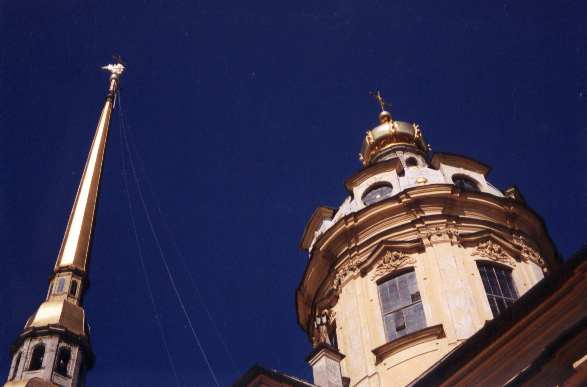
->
[[297, 96, 559, 387], [4, 63, 124, 387]]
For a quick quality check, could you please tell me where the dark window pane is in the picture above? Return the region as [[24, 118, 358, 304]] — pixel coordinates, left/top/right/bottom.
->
[[479, 267, 490, 290], [452, 176, 480, 192], [498, 268, 517, 300], [383, 314, 397, 341], [394, 312, 406, 332], [477, 262, 518, 318], [411, 291, 421, 303], [379, 279, 401, 314], [406, 157, 418, 167], [498, 297, 509, 314], [487, 270, 500, 296], [379, 285, 392, 314], [404, 302, 426, 334], [397, 273, 413, 309], [55, 347, 71, 376], [29, 344, 45, 371], [488, 296, 499, 317], [69, 281, 78, 297], [363, 184, 394, 206]]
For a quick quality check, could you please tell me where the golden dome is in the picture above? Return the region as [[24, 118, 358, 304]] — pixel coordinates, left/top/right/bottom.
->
[[359, 110, 429, 166]]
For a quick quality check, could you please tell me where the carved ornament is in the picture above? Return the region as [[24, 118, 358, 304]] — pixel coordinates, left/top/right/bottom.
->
[[513, 235, 546, 269], [472, 240, 516, 266], [417, 223, 460, 246], [332, 255, 366, 292], [371, 250, 416, 280]]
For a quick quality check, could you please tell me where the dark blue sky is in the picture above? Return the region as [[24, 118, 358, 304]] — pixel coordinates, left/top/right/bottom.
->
[[1, 1, 585, 386]]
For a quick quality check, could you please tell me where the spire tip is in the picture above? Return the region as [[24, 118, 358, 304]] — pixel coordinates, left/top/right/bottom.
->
[[101, 63, 125, 76]]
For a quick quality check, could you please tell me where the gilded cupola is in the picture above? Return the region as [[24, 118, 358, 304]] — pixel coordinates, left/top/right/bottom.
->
[[359, 93, 429, 166]]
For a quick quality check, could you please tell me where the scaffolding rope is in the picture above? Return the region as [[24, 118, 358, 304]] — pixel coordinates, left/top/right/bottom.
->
[[117, 94, 182, 387], [117, 91, 221, 387], [125, 131, 241, 377]]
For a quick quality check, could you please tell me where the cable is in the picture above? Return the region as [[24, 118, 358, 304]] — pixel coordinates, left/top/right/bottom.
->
[[117, 91, 221, 387], [117, 94, 182, 387], [125, 130, 240, 376]]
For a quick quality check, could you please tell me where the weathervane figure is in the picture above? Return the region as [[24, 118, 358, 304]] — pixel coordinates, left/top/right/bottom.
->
[[101, 62, 125, 77], [370, 90, 391, 113]]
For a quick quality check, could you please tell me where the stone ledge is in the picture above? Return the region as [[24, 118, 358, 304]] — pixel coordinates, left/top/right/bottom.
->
[[372, 324, 445, 365]]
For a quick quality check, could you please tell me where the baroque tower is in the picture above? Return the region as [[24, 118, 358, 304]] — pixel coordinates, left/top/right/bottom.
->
[[4, 63, 124, 387], [297, 100, 559, 386]]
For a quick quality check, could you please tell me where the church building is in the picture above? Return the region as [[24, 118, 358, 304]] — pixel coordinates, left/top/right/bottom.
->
[[235, 96, 587, 386]]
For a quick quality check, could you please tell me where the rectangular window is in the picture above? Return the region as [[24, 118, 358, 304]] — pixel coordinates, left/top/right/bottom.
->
[[477, 262, 518, 317], [378, 270, 426, 342]]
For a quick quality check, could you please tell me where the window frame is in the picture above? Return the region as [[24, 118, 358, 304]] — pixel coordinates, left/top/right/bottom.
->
[[69, 280, 78, 297], [10, 352, 21, 380], [452, 174, 480, 192], [476, 261, 518, 317], [405, 157, 418, 167], [362, 183, 394, 206], [376, 268, 426, 342], [55, 346, 71, 376], [28, 343, 45, 371], [56, 277, 67, 294]]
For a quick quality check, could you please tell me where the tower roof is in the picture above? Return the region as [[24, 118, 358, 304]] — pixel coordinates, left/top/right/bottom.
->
[[359, 111, 429, 166], [359, 92, 429, 166]]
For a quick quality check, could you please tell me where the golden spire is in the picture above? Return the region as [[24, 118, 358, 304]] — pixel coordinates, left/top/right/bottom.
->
[[54, 62, 124, 272]]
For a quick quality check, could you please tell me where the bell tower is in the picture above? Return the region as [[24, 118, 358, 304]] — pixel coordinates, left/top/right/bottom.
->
[[4, 62, 124, 387], [297, 96, 559, 386]]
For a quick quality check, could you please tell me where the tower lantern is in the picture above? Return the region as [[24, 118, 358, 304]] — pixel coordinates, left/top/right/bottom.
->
[[4, 62, 124, 387]]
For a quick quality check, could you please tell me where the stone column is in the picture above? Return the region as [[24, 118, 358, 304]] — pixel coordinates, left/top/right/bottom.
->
[[307, 344, 345, 387]]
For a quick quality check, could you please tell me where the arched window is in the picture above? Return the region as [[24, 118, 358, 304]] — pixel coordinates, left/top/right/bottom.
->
[[69, 280, 78, 297], [405, 157, 418, 167], [362, 184, 394, 206], [28, 344, 45, 371], [378, 269, 426, 341], [10, 352, 21, 380], [55, 347, 71, 376], [477, 262, 518, 317], [452, 175, 480, 192]]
